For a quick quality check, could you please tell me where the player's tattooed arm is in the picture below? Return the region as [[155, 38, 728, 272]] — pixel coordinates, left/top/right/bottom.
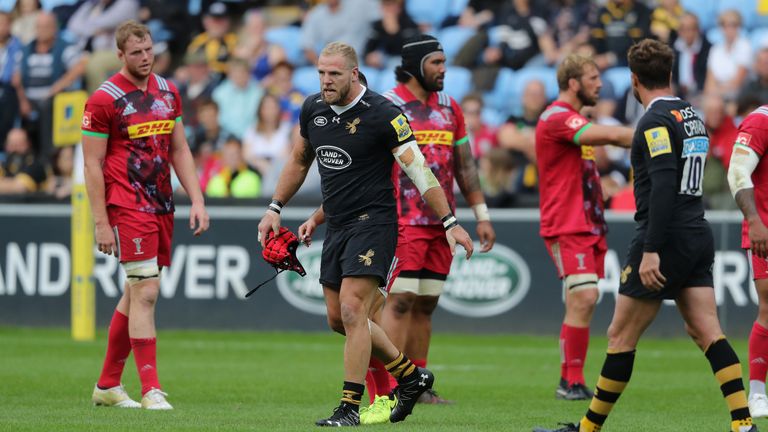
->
[[735, 189, 759, 219], [272, 138, 315, 205], [453, 141, 482, 197], [298, 138, 316, 167]]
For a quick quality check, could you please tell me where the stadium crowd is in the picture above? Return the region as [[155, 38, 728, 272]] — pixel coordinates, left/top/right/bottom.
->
[[0, 0, 766, 210]]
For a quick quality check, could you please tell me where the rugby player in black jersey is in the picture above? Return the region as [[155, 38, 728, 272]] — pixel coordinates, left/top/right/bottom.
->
[[257, 42, 473, 427], [534, 39, 756, 432]]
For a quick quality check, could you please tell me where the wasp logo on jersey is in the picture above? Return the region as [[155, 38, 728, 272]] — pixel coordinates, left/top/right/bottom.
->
[[127, 120, 175, 139], [621, 265, 632, 284], [345, 117, 360, 134], [358, 249, 374, 266], [644, 126, 672, 158], [390, 114, 413, 142]]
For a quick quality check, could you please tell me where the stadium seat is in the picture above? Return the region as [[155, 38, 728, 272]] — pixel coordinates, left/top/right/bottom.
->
[[716, 0, 757, 29], [751, 27, 768, 50], [443, 66, 473, 101], [265, 26, 305, 67], [377, 69, 398, 93], [438, 26, 475, 64], [482, 107, 506, 128], [406, 0, 452, 31], [357, 66, 379, 90], [680, 0, 717, 31], [487, 68, 516, 114], [602, 67, 632, 99], [512, 66, 559, 101], [449, 0, 469, 17], [293, 66, 320, 96], [0, 0, 13, 12]]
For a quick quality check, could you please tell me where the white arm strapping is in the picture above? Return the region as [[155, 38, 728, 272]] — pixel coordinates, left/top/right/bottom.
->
[[393, 140, 440, 194], [727, 144, 760, 198]]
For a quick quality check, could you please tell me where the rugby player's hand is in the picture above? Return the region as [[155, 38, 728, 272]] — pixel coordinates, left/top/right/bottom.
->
[[95, 222, 117, 257], [639, 252, 666, 291], [258, 210, 281, 248], [748, 217, 768, 259], [477, 221, 496, 253], [447, 225, 474, 259], [298, 218, 319, 247], [190, 201, 210, 236]]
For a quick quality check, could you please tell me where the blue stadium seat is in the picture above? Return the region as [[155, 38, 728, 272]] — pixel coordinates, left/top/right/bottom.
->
[[443, 66, 472, 101], [40, 0, 79, 10], [265, 26, 305, 67], [751, 27, 768, 50], [357, 66, 379, 90], [293, 66, 319, 96], [406, 0, 452, 31], [438, 26, 475, 64], [602, 67, 632, 99], [487, 68, 516, 114], [512, 66, 559, 100], [716, 0, 757, 29], [680, 0, 717, 31], [482, 107, 506, 128], [0, 0, 14, 12], [377, 69, 398, 93]]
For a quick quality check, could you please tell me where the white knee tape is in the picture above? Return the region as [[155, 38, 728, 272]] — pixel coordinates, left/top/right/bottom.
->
[[564, 273, 599, 293], [418, 279, 445, 296], [389, 277, 420, 295], [123, 257, 159, 286]]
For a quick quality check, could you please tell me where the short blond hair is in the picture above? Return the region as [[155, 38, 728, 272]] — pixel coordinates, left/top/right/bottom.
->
[[557, 53, 597, 91], [115, 20, 151, 51], [319, 42, 358, 69]]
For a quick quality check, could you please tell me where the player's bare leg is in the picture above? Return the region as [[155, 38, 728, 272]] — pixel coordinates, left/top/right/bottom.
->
[[748, 279, 768, 417], [92, 283, 141, 408], [678, 287, 755, 432]]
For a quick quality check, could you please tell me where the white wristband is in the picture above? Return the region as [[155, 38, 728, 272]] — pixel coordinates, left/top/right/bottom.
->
[[472, 203, 491, 222]]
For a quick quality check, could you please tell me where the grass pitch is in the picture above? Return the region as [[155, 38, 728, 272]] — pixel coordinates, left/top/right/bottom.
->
[[0, 327, 761, 431]]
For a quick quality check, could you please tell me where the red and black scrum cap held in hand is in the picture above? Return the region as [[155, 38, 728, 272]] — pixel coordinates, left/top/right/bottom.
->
[[246, 227, 306, 298]]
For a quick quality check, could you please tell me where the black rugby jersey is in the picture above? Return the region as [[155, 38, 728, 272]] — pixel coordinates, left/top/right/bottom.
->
[[631, 96, 709, 252], [299, 87, 415, 227]]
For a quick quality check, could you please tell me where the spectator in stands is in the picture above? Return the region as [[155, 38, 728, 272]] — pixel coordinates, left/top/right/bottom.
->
[[539, 0, 591, 66], [186, 1, 237, 78], [263, 60, 304, 124], [212, 57, 262, 139], [137, 0, 189, 55], [45, 144, 72, 199], [189, 99, 231, 155], [10, 0, 39, 44], [498, 79, 546, 164], [738, 47, 768, 107], [451, 0, 507, 73], [704, 93, 738, 170], [462, 93, 498, 159], [704, 9, 752, 101], [205, 137, 261, 198], [13, 11, 86, 155], [234, 10, 286, 82], [589, 0, 651, 69], [363, 0, 419, 70], [176, 51, 217, 129], [67, 0, 139, 93], [672, 12, 710, 104], [0, 11, 22, 147], [299, 0, 378, 65], [242, 93, 292, 180], [480, 0, 548, 72], [479, 147, 518, 208], [650, 0, 684, 43], [0, 127, 47, 194]]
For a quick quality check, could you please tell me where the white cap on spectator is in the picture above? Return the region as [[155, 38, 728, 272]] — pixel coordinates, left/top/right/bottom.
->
[[206, 2, 227, 18]]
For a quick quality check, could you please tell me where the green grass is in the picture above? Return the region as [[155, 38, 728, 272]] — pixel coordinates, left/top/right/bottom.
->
[[0, 327, 762, 431]]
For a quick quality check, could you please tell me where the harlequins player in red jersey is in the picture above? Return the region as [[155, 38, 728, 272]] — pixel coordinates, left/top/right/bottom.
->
[[534, 53, 633, 401], [82, 21, 209, 410]]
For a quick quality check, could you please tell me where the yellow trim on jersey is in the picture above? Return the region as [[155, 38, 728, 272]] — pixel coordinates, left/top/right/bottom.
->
[[127, 120, 175, 139], [414, 130, 454, 146], [643, 126, 672, 158], [581, 145, 596, 161]]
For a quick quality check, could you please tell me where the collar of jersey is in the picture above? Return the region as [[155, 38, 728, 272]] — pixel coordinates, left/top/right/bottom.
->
[[329, 85, 367, 115], [646, 95, 680, 111]]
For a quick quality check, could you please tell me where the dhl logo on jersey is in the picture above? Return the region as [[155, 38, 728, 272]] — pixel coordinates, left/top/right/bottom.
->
[[127, 120, 175, 139], [414, 130, 454, 146], [581, 145, 595, 161]]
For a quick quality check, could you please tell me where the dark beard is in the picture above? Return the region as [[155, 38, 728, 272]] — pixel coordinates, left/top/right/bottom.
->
[[419, 75, 443, 92], [577, 86, 597, 107]]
